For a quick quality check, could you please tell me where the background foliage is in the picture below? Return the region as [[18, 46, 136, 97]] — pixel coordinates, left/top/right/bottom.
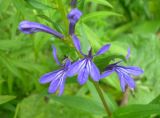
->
[[0, 0, 160, 118]]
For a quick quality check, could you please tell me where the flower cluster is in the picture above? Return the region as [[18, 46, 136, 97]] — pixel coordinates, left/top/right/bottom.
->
[[18, 1, 143, 95]]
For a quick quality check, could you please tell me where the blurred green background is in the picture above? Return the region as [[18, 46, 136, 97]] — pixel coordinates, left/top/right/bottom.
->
[[0, 0, 160, 118]]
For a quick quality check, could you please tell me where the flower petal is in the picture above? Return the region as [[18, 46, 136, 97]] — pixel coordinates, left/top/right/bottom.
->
[[48, 71, 66, 94], [58, 76, 67, 96], [52, 45, 60, 65], [126, 47, 131, 60], [116, 70, 126, 92], [95, 44, 111, 56], [78, 67, 89, 85], [89, 61, 100, 81], [71, 34, 84, 55], [48, 79, 60, 94], [120, 66, 144, 76], [64, 58, 71, 68], [100, 70, 114, 79], [68, 8, 82, 35], [123, 73, 136, 89], [67, 59, 86, 77], [39, 70, 60, 84], [19, 21, 64, 39], [68, 8, 82, 24]]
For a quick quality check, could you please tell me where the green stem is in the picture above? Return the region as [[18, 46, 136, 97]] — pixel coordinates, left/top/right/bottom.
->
[[92, 81, 112, 117]]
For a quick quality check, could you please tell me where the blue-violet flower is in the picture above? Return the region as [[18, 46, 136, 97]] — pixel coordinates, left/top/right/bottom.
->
[[39, 46, 71, 95], [67, 34, 111, 85], [19, 21, 64, 39], [68, 8, 82, 35], [101, 48, 144, 92]]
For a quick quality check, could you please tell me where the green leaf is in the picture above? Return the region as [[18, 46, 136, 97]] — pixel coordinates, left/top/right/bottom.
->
[[12, 0, 30, 14], [0, 95, 16, 105], [87, 0, 113, 8], [0, 56, 22, 78], [11, 59, 45, 73], [17, 95, 92, 118], [109, 22, 134, 38], [150, 94, 160, 104], [0, 0, 10, 13], [55, 0, 69, 34], [81, 23, 101, 49], [53, 95, 105, 115], [132, 21, 160, 35], [0, 40, 26, 51], [0, 79, 5, 84], [25, 0, 54, 10], [112, 104, 160, 118], [37, 14, 64, 33], [82, 11, 121, 22]]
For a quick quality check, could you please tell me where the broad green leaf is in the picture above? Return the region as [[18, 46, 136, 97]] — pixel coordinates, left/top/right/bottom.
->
[[0, 95, 16, 105], [17, 94, 92, 118], [82, 11, 121, 22], [128, 86, 154, 105], [76, 85, 88, 96], [112, 104, 160, 118], [53, 95, 105, 115], [87, 0, 113, 8]]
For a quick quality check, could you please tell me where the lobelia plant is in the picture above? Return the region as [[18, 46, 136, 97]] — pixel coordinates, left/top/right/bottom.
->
[[18, 0, 144, 117]]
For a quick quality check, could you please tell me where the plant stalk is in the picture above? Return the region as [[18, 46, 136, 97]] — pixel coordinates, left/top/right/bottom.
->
[[92, 81, 112, 117]]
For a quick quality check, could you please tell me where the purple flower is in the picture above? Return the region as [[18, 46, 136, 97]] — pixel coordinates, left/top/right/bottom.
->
[[68, 8, 82, 35], [101, 61, 144, 92], [39, 46, 71, 95], [19, 21, 64, 39], [68, 34, 111, 85]]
